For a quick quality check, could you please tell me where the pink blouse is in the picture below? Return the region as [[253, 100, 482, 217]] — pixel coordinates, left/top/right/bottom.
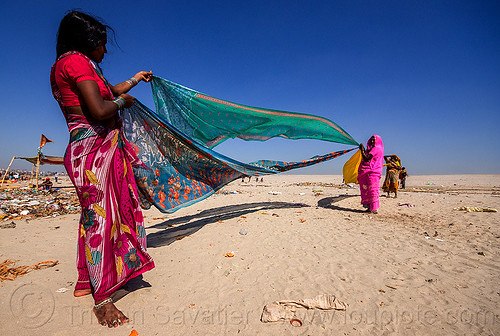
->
[[53, 54, 113, 107]]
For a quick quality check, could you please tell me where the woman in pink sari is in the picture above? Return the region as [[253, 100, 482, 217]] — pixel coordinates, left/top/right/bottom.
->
[[50, 11, 154, 328], [357, 135, 384, 214]]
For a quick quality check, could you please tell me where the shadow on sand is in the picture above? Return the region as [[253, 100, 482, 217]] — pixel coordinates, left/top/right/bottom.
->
[[111, 275, 152, 302], [146, 201, 309, 248], [317, 195, 366, 214]]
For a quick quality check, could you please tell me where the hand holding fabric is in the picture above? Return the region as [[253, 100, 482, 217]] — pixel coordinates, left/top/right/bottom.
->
[[120, 93, 135, 108], [133, 71, 153, 83]]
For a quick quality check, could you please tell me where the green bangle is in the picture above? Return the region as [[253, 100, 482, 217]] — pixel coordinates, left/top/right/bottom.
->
[[126, 77, 139, 87], [112, 97, 125, 109]]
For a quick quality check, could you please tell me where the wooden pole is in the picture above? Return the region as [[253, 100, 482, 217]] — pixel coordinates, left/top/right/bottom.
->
[[35, 153, 41, 189], [30, 163, 35, 187], [1, 156, 16, 187]]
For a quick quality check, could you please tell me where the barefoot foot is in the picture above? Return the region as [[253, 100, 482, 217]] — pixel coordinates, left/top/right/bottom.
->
[[93, 301, 129, 328]]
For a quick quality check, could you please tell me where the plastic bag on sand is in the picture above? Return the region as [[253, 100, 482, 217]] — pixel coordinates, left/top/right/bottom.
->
[[261, 294, 346, 323]]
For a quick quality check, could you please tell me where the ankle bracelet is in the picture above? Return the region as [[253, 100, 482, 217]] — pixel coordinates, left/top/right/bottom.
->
[[94, 297, 113, 310]]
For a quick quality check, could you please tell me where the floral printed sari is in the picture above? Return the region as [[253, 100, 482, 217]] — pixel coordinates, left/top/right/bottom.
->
[[51, 52, 154, 301]]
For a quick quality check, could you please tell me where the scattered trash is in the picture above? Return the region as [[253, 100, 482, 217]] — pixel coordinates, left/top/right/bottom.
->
[[47, 204, 60, 211], [435, 238, 446, 242], [398, 202, 415, 207], [268, 191, 282, 195], [224, 253, 234, 258], [290, 319, 303, 327], [261, 294, 346, 323], [217, 190, 240, 195], [454, 206, 497, 212], [385, 285, 397, 290], [424, 231, 439, 239], [56, 287, 68, 293], [0, 187, 80, 221], [0, 222, 16, 229], [239, 229, 248, 235], [299, 193, 306, 195], [477, 252, 485, 256], [0, 260, 59, 281]]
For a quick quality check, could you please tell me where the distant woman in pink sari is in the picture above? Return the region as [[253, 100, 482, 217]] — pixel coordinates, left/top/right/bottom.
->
[[357, 135, 384, 214]]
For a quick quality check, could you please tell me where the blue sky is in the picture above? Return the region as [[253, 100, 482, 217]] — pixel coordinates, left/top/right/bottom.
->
[[0, 1, 499, 174]]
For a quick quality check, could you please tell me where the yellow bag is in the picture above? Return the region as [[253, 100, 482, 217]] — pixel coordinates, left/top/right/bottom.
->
[[343, 150, 361, 184]]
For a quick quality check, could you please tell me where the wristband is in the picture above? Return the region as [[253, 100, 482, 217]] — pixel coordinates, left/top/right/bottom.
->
[[112, 97, 126, 109]]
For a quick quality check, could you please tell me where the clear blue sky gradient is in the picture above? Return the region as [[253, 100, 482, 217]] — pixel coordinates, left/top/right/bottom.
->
[[1, 1, 499, 174]]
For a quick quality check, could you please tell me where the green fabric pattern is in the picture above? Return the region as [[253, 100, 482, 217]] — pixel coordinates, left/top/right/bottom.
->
[[151, 76, 358, 148]]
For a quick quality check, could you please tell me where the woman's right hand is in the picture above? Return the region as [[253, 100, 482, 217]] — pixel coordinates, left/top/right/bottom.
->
[[133, 71, 153, 83], [120, 93, 136, 108]]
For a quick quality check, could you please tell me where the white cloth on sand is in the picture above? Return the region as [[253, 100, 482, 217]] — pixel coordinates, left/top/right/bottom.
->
[[261, 294, 346, 323]]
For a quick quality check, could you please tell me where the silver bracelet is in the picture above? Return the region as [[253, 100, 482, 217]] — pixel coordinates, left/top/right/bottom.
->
[[94, 297, 113, 310], [112, 97, 126, 109]]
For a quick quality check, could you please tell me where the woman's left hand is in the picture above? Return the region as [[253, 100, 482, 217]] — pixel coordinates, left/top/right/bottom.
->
[[133, 71, 153, 83]]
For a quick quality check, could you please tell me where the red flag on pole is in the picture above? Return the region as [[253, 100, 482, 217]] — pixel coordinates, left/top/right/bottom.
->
[[39, 134, 54, 148]]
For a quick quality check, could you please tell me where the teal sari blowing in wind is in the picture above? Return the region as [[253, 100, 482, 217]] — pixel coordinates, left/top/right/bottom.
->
[[121, 76, 359, 213]]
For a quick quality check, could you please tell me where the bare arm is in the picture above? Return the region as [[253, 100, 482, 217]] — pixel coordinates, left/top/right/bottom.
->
[[110, 71, 153, 96], [74, 80, 135, 121], [359, 143, 373, 162]]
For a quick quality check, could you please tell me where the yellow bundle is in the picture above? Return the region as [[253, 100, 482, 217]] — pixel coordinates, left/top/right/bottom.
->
[[343, 150, 361, 184]]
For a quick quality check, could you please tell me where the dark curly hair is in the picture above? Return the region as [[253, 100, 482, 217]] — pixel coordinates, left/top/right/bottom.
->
[[56, 10, 114, 57]]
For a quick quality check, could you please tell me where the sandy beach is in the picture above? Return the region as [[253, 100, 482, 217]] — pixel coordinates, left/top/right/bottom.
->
[[1, 174, 499, 335]]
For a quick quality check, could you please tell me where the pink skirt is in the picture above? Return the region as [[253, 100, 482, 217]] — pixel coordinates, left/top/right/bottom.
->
[[358, 172, 381, 211], [64, 118, 154, 301]]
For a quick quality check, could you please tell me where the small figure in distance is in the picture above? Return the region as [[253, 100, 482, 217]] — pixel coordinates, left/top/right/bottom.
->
[[357, 135, 384, 214], [399, 167, 408, 189], [40, 177, 53, 191], [382, 155, 402, 198]]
